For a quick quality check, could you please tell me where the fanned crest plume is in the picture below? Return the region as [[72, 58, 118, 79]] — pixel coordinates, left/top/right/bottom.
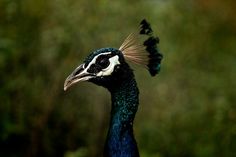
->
[[119, 19, 163, 76]]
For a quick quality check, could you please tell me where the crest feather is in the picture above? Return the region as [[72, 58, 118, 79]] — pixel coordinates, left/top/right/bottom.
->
[[119, 19, 163, 76]]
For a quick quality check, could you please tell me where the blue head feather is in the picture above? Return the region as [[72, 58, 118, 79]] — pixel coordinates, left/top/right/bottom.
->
[[140, 19, 163, 76]]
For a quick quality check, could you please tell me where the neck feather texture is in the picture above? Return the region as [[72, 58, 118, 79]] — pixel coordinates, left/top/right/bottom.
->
[[104, 77, 140, 157]]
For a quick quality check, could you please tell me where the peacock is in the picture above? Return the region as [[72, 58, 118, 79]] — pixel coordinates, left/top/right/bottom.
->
[[64, 19, 163, 157]]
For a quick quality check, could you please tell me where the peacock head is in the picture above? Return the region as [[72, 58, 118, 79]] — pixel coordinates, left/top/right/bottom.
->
[[64, 48, 131, 90], [64, 19, 163, 91]]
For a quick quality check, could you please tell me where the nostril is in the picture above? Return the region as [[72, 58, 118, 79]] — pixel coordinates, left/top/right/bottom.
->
[[74, 68, 84, 76]]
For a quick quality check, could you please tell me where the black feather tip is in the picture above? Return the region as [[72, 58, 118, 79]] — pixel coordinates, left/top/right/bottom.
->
[[140, 19, 163, 76]]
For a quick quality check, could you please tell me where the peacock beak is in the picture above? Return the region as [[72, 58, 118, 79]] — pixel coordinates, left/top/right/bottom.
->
[[64, 63, 95, 91]]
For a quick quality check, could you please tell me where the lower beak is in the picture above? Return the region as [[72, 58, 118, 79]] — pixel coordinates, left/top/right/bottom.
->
[[64, 64, 94, 91]]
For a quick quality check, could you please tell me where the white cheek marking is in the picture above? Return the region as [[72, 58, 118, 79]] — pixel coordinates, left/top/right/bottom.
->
[[83, 52, 112, 73], [97, 55, 120, 76]]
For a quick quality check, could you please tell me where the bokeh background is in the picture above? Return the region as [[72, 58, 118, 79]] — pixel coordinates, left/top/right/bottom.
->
[[0, 0, 235, 157]]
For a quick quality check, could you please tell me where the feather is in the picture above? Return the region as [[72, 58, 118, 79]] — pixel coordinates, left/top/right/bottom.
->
[[119, 19, 163, 76]]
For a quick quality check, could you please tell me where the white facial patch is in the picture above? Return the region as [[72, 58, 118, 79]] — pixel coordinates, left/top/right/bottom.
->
[[97, 55, 120, 76], [83, 52, 112, 73], [81, 52, 120, 77]]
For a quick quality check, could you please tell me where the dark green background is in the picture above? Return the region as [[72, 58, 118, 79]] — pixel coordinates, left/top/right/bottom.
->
[[0, 0, 235, 157]]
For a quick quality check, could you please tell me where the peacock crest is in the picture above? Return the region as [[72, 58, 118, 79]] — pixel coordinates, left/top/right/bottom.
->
[[119, 19, 163, 76]]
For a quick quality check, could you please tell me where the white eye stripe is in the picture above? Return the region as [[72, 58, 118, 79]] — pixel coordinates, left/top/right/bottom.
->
[[84, 52, 112, 73], [97, 55, 120, 76]]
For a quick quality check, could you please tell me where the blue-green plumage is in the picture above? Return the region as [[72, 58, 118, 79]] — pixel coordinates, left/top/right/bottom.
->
[[84, 49, 140, 156], [64, 19, 163, 157], [104, 75, 139, 157]]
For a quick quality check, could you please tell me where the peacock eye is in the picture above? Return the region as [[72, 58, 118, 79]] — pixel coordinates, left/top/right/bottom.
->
[[96, 56, 110, 69]]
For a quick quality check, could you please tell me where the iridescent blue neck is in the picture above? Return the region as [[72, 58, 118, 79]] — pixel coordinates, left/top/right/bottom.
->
[[104, 77, 140, 157]]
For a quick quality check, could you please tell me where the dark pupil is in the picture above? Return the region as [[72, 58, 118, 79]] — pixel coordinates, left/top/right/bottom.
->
[[97, 57, 110, 69]]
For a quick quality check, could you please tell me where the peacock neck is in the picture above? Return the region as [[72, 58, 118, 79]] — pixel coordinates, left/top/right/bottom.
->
[[104, 77, 140, 157]]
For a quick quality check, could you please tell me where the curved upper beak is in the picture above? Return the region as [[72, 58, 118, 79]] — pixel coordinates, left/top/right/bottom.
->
[[64, 64, 95, 91]]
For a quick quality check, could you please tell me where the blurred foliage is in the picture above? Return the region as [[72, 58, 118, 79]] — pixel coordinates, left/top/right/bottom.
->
[[0, 0, 236, 157]]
